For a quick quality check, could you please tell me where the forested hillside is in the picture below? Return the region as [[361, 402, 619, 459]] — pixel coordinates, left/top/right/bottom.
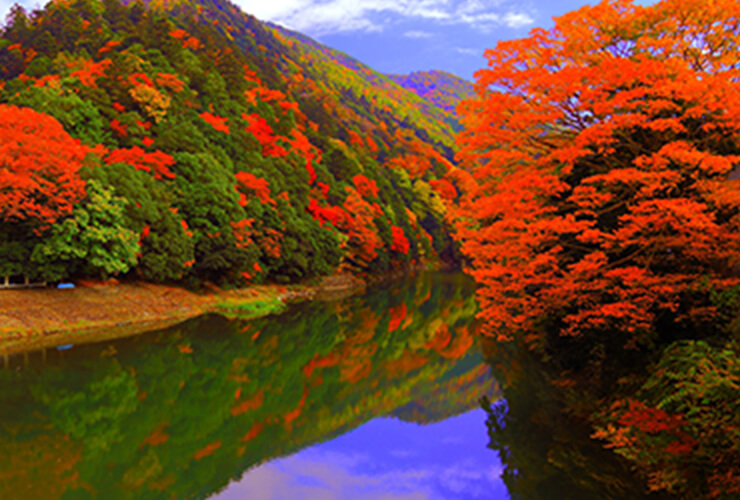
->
[[0, 0, 468, 287], [389, 70, 475, 118]]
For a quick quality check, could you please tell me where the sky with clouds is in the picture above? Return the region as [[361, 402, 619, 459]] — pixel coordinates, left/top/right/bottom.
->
[[0, 0, 659, 80], [232, 0, 579, 79], [231, 0, 659, 79]]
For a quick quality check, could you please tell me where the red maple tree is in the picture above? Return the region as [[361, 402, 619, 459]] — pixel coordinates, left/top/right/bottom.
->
[[455, 0, 740, 346], [0, 105, 91, 228]]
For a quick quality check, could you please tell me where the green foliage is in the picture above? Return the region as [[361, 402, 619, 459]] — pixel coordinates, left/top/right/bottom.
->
[[693, 277, 740, 334], [412, 180, 445, 218], [214, 297, 287, 318], [0, 227, 31, 278], [173, 152, 255, 285], [272, 212, 342, 282], [9, 83, 108, 146], [31, 180, 139, 281], [31, 361, 139, 456], [641, 341, 739, 419], [89, 162, 194, 282], [324, 143, 360, 183], [590, 340, 740, 496]]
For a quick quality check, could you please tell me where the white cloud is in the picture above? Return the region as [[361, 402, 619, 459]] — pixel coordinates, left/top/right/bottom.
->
[[0, 0, 535, 46], [404, 30, 434, 38], [1, 0, 32, 21], [219, 448, 505, 500], [503, 11, 534, 28], [233, 0, 535, 35], [455, 47, 482, 56], [218, 453, 430, 500], [0, 0, 10, 19], [390, 448, 419, 456]]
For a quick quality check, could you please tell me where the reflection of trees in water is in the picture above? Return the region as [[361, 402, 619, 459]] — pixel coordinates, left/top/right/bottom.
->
[[392, 361, 496, 425], [480, 320, 740, 499], [590, 340, 740, 498], [480, 338, 673, 500], [0, 271, 493, 500]]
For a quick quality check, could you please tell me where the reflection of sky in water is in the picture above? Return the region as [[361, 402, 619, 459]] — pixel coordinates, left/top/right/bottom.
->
[[217, 409, 508, 500]]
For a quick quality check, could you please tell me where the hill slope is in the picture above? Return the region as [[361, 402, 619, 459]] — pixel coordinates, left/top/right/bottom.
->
[[388, 70, 475, 117], [0, 0, 468, 287]]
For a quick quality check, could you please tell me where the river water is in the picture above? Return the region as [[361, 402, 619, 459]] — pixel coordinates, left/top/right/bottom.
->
[[0, 272, 507, 499], [0, 271, 663, 499]]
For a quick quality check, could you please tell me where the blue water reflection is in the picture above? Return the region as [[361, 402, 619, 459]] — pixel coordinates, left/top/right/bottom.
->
[[219, 410, 508, 500]]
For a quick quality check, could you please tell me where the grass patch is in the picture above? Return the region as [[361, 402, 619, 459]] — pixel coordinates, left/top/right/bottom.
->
[[212, 297, 287, 319]]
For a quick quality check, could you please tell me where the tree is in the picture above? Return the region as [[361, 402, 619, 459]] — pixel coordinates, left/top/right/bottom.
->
[[0, 104, 94, 279], [172, 152, 256, 285], [456, 2, 740, 496], [592, 340, 740, 495], [89, 161, 194, 282], [9, 84, 109, 146], [31, 180, 139, 281], [456, 0, 740, 349], [0, 104, 91, 229]]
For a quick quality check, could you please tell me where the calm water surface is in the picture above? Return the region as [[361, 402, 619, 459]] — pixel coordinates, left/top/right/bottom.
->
[[0, 271, 660, 499], [0, 272, 505, 499]]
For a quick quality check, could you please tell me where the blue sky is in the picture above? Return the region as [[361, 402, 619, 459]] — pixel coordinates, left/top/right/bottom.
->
[[1, 0, 658, 80], [234, 0, 659, 80], [240, 0, 592, 79]]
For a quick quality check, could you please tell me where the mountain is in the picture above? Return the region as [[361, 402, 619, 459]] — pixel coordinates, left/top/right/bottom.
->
[[0, 0, 470, 287], [388, 70, 476, 117], [391, 351, 498, 424]]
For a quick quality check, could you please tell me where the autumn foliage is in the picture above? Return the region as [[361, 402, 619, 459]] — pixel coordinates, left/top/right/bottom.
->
[[0, 0, 458, 284], [106, 147, 176, 180], [456, 0, 740, 345], [0, 104, 90, 227], [455, 0, 740, 495], [200, 112, 230, 134]]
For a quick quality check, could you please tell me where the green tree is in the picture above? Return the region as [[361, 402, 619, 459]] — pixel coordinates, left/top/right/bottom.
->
[[90, 161, 194, 282], [31, 180, 139, 281], [9, 83, 109, 146], [173, 152, 256, 285]]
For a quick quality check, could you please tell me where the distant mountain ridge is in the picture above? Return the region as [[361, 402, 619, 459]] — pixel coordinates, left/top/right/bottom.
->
[[388, 70, 475, 115], [138, 0, 468, 152]]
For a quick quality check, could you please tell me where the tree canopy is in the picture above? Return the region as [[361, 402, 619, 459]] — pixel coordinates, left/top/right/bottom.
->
[[0, 104, 91, 228], [456, 0, 740, 346]]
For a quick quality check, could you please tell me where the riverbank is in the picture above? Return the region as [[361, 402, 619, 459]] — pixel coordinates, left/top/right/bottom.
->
[[0, 272, 368, 355]]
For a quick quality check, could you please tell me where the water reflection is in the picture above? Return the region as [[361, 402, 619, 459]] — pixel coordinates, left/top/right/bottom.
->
[[219, 411, 508, 500], [480, 338, 672, 500], [0, 271, 496, 500]]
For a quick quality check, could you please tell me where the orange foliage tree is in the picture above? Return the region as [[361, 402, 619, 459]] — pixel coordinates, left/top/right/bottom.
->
[[456, 0, 740, 347], [0, 104, 90, 228], [235, 172, 274, 207], [200, 112, 230, 134], [105, 147, 176, 181], [340, 188, 383, 268]]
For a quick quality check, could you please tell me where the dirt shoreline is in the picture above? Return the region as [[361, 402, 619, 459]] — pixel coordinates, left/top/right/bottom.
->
[[0, 272, 368, 355]]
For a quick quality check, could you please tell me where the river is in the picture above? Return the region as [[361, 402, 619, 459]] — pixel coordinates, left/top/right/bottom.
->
[[0, 271, 662, 499]]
